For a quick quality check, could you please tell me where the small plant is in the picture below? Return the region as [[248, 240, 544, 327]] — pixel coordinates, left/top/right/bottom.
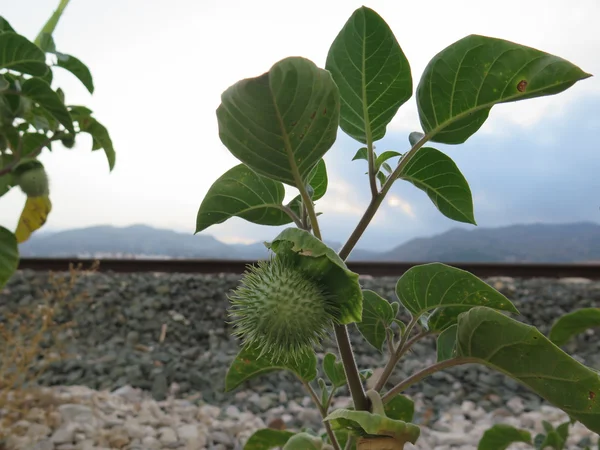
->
[[0, 0, 115, 290], [196, 6, 597, 449]]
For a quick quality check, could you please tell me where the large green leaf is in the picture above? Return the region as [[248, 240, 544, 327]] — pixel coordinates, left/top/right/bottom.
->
[[225, 345, 317, 392], [0, 17, 16, 33], [398, 147, 475, 224], [0, 32, 48, 76], [244, 429, 295, 450], [267, 228, 363, 324], [417, 34, 591, 144], [55, 52, 94, 94], [76, 114, 115, 171], [0, 154, 15, 196], [477, 424, 531, 450], [456, 307, 600, 433], [395, 263, 518, 324], [356, 290, 394, 352], [196, 164, 294, 233], [549, 308, 600, 347], [0, 226, 18, 289], [20, 78, 74, 133], [309, 159, 327, 201], [323, 353, 346, 388], [217, 57, 339, 188], [326, 6, 411, 143], [436, 324, 458, 362]]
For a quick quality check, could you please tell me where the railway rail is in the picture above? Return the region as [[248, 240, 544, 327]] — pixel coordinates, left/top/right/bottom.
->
[[16, 258, 600, 279]]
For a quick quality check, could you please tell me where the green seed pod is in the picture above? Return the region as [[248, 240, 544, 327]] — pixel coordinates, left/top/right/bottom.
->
[[16, 165, 49, 197], [228, 256, 340, 363]]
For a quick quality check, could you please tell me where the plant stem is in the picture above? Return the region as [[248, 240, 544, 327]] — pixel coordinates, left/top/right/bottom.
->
[[34, 0, 71, 46], [381, 357, 478, 404], [0, 133, 62, 177], [303, 382, 341, 450], [280, 205, 303, 229], [366, 140, 377, 198], [373, 317, 420, 392], [334, 324, 369, 411], [338, 134, 430, 260]]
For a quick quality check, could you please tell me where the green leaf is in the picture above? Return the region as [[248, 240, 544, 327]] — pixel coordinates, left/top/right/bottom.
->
[[0, 226, 18, 289], [0, 154, 15, 197], [398, 147, 475, 224], [77, 115, 115, 171], [381, 162, 393, 174], [217, 57, 339, 188], [426, 305, 471, 332], [0, 74, 9, 92], [359, 369, 373, 382], [437, 324, 458, 362], [356, 290, 394, 352], [283, 432, 328, 450], [267, 228, 363, 324], [55, 52, 94, 94], [376, 171, 387, 186], [225, 345, 317, 392], [323, 353, 346, 388], [417, 34, 592, 144], [15, 196, 52, 243], [0, 32, 48, 76], [0, 17, 16, 33], [408, 131, 424, 146], [309, 159, 327, 201], [244, 429, 295, 450], [352, 147, 368, 161], [549, 308, 600, 347], [20, 78, 74, 133], [477, 424, 531, 450], [324, 409, 420, 445], [37, 32, 55, 52], [196, 164, 294, 233], [21, 133, 50, 157], [391, 302, 400, 317], [395, 263, 518, 323], [383, 394, 414, 423], [374, 151, 401, 172], [456, 306, 600, 434], [326, 6, 412, 144]]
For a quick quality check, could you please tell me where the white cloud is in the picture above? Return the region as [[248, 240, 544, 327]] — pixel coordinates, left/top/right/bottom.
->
[[1, 0, 598, 241], [387, 194, 416, 219]]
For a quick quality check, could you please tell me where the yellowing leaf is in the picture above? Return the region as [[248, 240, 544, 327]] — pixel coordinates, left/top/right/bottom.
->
[[15, 195, 51, 243]]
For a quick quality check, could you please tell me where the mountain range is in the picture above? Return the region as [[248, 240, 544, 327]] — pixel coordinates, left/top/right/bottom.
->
[[17, 222, 600, 263]]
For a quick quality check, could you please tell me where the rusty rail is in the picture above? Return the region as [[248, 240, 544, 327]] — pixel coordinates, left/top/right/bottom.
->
[[16, 258, 600, 279]]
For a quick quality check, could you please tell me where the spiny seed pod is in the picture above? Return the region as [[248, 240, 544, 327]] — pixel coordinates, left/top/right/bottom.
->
[[16, 166, 49, 197], [228, 256, 341, 363]]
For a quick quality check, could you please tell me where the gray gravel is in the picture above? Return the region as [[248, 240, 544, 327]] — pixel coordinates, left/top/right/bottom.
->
[[1, 270, 599, 424]]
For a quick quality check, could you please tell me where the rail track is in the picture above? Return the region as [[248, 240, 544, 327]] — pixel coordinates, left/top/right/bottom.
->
[[16, 258, 600, 279]]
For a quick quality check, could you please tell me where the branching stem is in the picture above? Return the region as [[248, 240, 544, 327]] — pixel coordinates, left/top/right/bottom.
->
[[303, 381, 341, 450]]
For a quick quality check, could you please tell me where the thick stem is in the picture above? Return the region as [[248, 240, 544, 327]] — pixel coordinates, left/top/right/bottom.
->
[[298, 184, 322, 239], [34, 0, 71, 46], [366, 139, 378, 198], [334, 324, 369, 411], [303, 382, 341, 450], [381, 357, 478, 404]]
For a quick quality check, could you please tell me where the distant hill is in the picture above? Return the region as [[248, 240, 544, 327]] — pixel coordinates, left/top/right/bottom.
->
[[379, 222, 600, 263], [17, 222, 600, 263]]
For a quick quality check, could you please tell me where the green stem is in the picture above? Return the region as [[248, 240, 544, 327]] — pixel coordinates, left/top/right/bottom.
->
[[334, 324, 369, 411], [34, 0, 72, 46], [303, 382, 341, 450], [381, 357, 478, 404], [279, 205, 303, 229], [298, 183, 322, 239]]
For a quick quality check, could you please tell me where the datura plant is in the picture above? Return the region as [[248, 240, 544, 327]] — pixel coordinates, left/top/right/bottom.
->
[[196, 6, 596, 450], [0, 0, 115, 291]]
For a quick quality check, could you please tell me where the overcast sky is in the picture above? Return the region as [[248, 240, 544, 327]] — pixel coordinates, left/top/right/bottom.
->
[[0, 0, 598, 251]]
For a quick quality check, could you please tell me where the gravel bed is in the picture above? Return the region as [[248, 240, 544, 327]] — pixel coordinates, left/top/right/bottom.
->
[[1, 271, 599, 448]]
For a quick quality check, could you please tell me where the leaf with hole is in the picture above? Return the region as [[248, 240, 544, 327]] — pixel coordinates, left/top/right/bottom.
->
[[456, 306, 600, 434], [417, 34, 591, 144], [196, 164, 295, 233], [477, 424, 531, 450], [549, 308, 600, 347], [323, 353, 346, 388], [0, 32, 48, 76], [21, 78, 73, 133], [225, 345, 316, 392], [356, 290, 395, 352], [244, 429, 295, 450], [217, 57, 339, 188], [437, 324, 458, 362], [395, 263, 518, 322], [398, 147, 475, 224], [0, 226, 18, 289], [326, 6, 412, 143]]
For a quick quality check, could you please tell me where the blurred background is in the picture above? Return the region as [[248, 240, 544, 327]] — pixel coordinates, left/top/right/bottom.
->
[[1, 0, 599, 261]]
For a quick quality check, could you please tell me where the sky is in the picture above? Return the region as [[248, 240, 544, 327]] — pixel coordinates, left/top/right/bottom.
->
[[0, 0, 599, 251]]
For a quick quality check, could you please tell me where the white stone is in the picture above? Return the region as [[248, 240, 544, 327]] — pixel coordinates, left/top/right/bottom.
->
[[225, 405, 240, 418], [506, 396, 525, 414], [158, 426, 178, 443], [141, 436, 161, 449], [51, 423, 78, 444], [58, 404, 95, 425]]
